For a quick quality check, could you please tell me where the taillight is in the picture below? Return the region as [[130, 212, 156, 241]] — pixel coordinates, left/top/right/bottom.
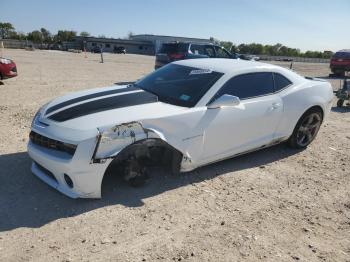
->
[[169, 53, 185, 60]]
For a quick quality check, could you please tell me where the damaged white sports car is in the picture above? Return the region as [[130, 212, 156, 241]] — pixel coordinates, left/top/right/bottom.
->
[[28, 59, 333, 198]]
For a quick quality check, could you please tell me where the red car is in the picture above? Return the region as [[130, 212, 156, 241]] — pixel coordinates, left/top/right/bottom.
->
[[330, 49, 350, 76], [0, 57, 17, 80]]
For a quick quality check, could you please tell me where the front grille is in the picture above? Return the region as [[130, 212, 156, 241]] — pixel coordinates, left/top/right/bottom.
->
[[29, 131, 77, 156], [34, 161, 58, 183]]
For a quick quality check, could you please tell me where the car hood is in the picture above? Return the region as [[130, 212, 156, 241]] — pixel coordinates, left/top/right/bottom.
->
[[37, 85, 188, 133]]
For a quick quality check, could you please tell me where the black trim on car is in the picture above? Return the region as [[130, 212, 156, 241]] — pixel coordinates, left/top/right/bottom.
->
[[34, 161, 58, 182], [45, 86, 139, 115], [272, 73, 293, 93], [29, 131, 77, 155], [48, 91, 158, 122], [208, 72, 294, 104]]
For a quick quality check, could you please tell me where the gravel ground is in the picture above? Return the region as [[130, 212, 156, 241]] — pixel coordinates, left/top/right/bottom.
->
[[0, 49, 349, 262]]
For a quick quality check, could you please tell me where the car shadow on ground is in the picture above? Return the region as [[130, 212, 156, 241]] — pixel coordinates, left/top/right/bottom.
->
[[0, 144, 301, 232], [331, 106, 350, 113]]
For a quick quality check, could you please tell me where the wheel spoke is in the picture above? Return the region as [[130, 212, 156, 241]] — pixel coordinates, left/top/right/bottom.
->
[[308, 123, 319, 129], [307, 115, 314, 125], [306, 131, 313, 142], [296, 113, 321, 147]]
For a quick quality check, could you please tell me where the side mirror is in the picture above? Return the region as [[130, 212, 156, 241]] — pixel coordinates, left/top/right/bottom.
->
[[207, 94, 240, 109]]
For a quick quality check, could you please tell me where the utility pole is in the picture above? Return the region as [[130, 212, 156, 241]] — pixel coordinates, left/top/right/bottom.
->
[[100, 45, 104, 63]]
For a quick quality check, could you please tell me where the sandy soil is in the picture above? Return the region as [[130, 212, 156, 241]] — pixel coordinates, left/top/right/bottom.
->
[[0, 49, 349, 262]]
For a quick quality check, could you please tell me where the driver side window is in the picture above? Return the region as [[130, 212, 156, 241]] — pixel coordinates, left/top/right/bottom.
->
[[211, 72, 274, 102]]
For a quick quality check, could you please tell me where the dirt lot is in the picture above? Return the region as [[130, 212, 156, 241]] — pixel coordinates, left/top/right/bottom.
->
[[0, 49, 349, 262]]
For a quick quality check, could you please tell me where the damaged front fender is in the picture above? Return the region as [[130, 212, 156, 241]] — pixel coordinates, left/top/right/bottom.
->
[[91, 121, 199, 172], [92, 121, 158, 161]]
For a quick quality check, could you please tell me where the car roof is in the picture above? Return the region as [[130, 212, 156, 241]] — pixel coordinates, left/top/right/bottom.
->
[[336, 49, 350, 53], [173, 58, 279, 74], [173, 58, 305, 83]]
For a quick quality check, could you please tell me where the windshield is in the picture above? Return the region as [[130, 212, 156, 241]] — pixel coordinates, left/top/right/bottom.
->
[[135, 64, 224, 107], [333, 51, 350, 59]]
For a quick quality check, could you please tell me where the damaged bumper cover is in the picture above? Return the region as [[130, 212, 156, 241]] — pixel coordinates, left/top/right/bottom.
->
[[28, 121, 195, 198]]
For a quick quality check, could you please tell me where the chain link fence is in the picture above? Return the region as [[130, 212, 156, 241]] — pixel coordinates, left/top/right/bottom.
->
[[259, 55, 330, 63]]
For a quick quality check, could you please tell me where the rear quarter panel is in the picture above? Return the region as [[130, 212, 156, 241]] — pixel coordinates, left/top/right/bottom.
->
[[276, 80, 333, 139]]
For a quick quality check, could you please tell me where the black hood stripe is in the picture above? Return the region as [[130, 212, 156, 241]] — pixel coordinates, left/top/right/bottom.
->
[[45, 86, 138, 115], [48, 91, 158, 122]]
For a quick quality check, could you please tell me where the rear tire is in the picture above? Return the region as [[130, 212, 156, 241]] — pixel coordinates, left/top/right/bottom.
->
[[288, 108, 323, 149], [337, 99, 344, 108], [335, 71, 345, 77]]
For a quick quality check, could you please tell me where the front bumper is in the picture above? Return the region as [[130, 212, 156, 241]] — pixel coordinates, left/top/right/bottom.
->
[[27, 139, 112, 199], [330, 64, 350, 72]]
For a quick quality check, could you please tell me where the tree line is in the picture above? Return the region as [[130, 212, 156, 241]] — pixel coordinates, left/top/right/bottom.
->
[[0, 22, 333, 58], [218, 41, 333, 59], [0, 22, 90, 44]]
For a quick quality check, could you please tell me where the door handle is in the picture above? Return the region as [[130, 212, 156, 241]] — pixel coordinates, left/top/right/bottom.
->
[[271, 102, 281, 109]]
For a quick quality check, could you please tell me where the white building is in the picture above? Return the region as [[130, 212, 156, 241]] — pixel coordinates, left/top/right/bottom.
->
[[130, 34, 215, 53]]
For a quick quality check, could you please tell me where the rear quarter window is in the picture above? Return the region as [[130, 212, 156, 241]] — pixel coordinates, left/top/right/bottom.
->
[[273, 73, 292, 91]]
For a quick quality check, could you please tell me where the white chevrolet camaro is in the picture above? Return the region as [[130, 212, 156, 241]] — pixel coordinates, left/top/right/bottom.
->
[[28, 59, 333, 198]]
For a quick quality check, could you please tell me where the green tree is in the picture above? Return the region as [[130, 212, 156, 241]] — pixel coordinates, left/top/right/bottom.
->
[[0, 22, 15, 39], [27, 30, 43, 43], [80, 31, 90, 37], [127, 31, 134, 39], [230, 44, 238, 53], [54, 30, 77, 43], [219, 41, 233, 51], [40, 28, 52, 43]]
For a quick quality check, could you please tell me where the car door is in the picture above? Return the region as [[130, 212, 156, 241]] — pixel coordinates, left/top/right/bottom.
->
[[200, 72, 283, 162]]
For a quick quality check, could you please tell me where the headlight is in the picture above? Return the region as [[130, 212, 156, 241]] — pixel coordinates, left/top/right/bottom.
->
[[0, 58, 12, 64], [62, 143, 77, 155], [31, 111, 41, 127], [31, 102, 50, 127]]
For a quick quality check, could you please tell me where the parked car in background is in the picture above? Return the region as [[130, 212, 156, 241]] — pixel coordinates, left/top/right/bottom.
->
[[48, 43, 62, 50], [0, 57, 17, 80], [155, 42, 237, 69], [238, 54, 260, 61], [330, 49, 350, 76], [91, 46, 102, 53], [114, 46, 126, 54], [28, 59, 333, 198]]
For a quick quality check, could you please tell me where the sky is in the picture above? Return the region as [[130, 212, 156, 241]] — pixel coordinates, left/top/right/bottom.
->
[[1, 0, 349, 52]]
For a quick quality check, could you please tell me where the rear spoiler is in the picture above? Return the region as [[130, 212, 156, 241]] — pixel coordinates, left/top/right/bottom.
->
[[304, 76, 327, 82]]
